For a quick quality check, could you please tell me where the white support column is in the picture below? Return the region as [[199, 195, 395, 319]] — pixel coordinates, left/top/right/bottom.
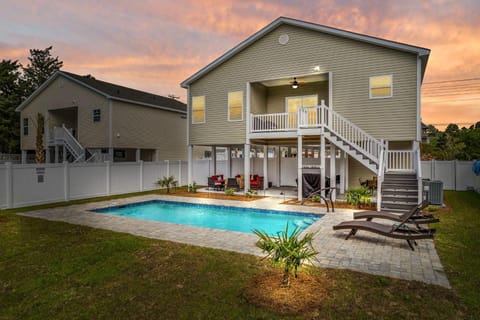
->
[[105, 160, 111, 196], [263, 145, 268, 190], [297, 136, 303, 200], [5, 162, 13, 209], [63, 146, 67, 162], [63, 161, 69, 201], [108, 148, 113, 162], [345, 154, 349, 190], [139, 160, 144, 191], [339, 151, 346, 194], [244, 143, 250, 192], [330, 144, 336, 201], [155, 149, 160, 162], [54, 145, 59, 163], [178, 160, 182, 186], [135, 148, 141, 162], [276, 146, 281, 187], [212, 146, 217, 175], [21, 150, 27, 164], [45, 147, 50, 163], [187, 145, 193, 185], [320, 135, 326, 199], [226, 146, 231, 178]]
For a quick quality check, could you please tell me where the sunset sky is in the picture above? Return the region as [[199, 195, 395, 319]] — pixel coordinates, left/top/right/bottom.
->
[[1, 0, 479, 129]]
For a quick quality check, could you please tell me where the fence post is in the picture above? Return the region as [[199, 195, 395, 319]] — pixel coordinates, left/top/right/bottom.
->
[[5, 162, 12, 209], [105, 161, 111, 196], [139, 160, 144, 192], [63, 161, 69, 201], [178, 160, 182, 186]]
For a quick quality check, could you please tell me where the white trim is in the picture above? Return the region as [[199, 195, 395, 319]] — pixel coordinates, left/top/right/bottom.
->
[[186, 86, 190, 146], [227, 91, 244, 122], [328, 71, 333, 108], [416, 57, 421, 142], [246, 83, 251, 141], [369, 75, 393, 99], [181, 17, 430, 88], [191, 95, 206, 124], [108, 99, 113, 148]]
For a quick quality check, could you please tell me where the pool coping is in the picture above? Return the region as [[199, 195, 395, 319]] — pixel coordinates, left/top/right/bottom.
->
[[17, 194, 450, 288]]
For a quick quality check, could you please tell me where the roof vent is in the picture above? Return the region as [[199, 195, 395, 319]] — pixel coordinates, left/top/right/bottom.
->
[[278, 34, 289, 45]]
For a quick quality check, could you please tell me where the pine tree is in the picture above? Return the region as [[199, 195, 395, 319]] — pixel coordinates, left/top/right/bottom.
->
[[22, 46, 63, 97], [0, 60, 22, 153]]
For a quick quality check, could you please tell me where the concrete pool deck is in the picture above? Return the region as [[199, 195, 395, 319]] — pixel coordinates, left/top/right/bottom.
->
[[18, 194, 450, 288]]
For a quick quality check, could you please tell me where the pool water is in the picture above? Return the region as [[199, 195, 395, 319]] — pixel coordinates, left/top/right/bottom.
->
[[93, 200, 321, 235]]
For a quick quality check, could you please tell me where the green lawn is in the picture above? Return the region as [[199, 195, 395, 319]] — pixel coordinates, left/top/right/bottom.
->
[[0, 191, 478, 319]]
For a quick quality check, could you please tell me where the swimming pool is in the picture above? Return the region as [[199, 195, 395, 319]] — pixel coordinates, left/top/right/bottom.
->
[[93, 200, 321, 235]]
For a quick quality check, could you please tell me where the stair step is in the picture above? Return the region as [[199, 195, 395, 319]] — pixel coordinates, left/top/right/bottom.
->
[[382, 190, 418, 196], [381, 202, 418, 210], [382, 195, 418, 202]]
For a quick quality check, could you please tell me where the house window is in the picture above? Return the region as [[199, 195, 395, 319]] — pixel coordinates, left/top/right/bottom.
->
[[228, 91, 243, 121], [23, 118, 28, 135], [369, 75, 393, 98], [192, 96, 205, 124], [93, 109, 101, 122]]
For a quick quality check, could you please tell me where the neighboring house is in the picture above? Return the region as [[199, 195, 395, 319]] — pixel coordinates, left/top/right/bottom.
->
[[16, 71, 188, 163], [421, 122, 430, 144], [181, 17, 430, 211]]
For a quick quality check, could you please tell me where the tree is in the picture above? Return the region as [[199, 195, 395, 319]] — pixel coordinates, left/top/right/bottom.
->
[[35, 113, 45, 163], [22, 46, 63, 97], [0, 60, 22, 153]]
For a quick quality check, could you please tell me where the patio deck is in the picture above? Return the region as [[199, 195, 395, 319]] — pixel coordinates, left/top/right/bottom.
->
[[18, 194, 449, 287]]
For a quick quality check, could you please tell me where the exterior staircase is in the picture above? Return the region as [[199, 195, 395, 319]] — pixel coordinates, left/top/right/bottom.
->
[[381, 173, 419, 213], [48, 125, 85, 162]]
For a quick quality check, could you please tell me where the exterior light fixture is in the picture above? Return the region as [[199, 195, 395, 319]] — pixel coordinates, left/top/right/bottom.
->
[[292, 77, 298, 89]]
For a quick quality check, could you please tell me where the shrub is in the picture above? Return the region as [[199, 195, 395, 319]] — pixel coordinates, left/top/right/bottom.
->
[[345, 187, 372, 208], [188, 182, 199, 193], [311, 195, 321, 202], [245, 189, 258, 198], [225, 188, 235, 196], [253, 224, 318, 287], [156, 175, 177, 194]]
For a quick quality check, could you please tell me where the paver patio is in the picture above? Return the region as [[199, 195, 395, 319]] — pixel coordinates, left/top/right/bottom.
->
[[18, 194, 450, 287]]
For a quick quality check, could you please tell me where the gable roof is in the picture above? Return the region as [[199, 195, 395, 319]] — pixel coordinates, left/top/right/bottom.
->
[[16, 71, 186, 113], [181, 17, 430, 88]]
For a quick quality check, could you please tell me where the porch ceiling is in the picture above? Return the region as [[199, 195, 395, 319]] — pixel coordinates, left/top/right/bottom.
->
[[258, 73, 328, 87]]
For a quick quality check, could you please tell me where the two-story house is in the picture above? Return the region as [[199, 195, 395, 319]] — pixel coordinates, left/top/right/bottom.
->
[[17, 71, 188, 163], [181, 17, 430, 211]]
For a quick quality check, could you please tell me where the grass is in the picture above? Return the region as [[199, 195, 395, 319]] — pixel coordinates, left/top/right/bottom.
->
[[433, 191, 480, 318], [0, 190, 478, 319]]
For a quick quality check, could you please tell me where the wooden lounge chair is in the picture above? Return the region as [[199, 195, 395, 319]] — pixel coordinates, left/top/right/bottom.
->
[[333, 220, 436, 250], [353, 200, 439, 229]]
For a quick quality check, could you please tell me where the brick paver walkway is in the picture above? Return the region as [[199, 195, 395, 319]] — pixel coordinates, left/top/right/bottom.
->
[[19, 194, 449, 287]]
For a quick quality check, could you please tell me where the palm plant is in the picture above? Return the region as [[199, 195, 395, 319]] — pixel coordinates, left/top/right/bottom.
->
[[156, 175, 177, 193], [253, 224, 318, 287]]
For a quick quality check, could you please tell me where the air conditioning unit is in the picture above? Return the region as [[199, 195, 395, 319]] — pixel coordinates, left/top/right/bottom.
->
[[427, 180, 444, 205]]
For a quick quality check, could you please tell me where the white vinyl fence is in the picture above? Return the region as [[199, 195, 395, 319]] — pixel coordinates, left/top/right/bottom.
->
[[421, 160, 480, 192], [2, 159, 479, 209], [0, 160, 187, 209]]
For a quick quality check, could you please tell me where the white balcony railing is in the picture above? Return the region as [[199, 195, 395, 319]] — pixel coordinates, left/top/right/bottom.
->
[[250, 112, 298, 132]]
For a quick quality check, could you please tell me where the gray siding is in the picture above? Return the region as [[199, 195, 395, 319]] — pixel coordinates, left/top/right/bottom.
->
[[112, 101, 187, 160], [20, 76, 109, 150], [188, 24, 418, 145]]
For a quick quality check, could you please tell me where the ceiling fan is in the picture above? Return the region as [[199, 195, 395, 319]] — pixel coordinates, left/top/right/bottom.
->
[[289, 77, 305, 89]]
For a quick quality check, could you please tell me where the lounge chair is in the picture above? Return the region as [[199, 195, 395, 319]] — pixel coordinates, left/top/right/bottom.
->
[[332, 220, 436, 250], [226, 178, 239, 191], [353, 200, 439, 228]]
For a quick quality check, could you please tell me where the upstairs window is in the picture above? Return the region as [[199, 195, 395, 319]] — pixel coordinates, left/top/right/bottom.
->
[[228, 91, 243, 121], [23, 118, 28, 135], [370, 75, 393, 98], [192, 96, 205, 124], [93, 109, 101, 122]]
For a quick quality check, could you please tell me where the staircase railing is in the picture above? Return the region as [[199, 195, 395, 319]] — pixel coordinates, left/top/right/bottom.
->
[[386, 150, 414, 171], [299, 103, 383, 164], [51, 125, 85, 162]]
